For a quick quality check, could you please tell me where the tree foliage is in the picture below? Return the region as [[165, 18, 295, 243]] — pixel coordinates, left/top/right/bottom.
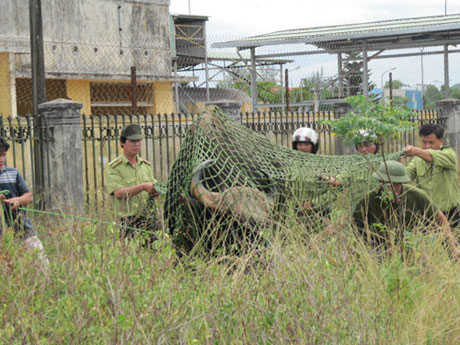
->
[[384, 80, 404, 90], [320, 95, 417, 146], [342, 53, 375, 97], [424, 85, 442, 110], [216, 67, 282, 104]]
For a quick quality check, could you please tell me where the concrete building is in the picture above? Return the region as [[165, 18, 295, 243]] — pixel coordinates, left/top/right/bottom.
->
[[0, 0, 191, 116]]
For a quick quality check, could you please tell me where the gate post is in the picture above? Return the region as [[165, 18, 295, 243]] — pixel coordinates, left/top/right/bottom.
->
[[333, 101, 354, 155], [38, 98, 84, 211], [436, 99, 460, 159]]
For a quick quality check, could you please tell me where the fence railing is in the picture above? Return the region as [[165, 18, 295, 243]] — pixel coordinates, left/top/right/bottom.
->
[[0, 116, 56, 207], [0, 109, 441, 206]]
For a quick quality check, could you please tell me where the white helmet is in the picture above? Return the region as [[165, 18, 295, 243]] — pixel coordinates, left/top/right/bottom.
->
[[292, 127, 319, 154], [358, 129, 377, 142], [356, 129, 379, 153]]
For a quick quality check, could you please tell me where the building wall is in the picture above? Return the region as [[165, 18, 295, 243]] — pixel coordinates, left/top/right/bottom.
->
[[66, 80, 91, 115], [153, 81, 174, 113], [1, 0, 172, 79], [0, 53, 13, 116], [0, 0, 174, 115]]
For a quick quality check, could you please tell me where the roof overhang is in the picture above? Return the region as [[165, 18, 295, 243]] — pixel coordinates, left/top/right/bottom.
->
[[171, 13, 209, 24], [212, 13, 460, 53]]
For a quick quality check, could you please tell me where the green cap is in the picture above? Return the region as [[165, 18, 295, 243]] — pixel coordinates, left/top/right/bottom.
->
[[372, 160, 410, 183], [121, 124, 143, 140]]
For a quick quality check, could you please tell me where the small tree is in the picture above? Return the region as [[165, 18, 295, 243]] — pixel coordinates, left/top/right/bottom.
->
[[424, 85, 442, 109], [322, 95, 416, 150], [320, 95, 417, 198]]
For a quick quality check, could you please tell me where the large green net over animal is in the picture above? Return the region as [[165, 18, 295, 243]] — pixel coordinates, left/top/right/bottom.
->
[[164, 106, 402, 250]]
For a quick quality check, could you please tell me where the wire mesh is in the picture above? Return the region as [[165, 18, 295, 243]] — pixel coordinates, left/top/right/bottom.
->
[[175, 34, 460, 114], [1, 27, 460, 117]]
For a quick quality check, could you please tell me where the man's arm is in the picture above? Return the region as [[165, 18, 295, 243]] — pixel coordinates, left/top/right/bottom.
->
[[404, 145, 433, 162], [113, 182, 158, 200], [3, 171, 34, 210], [428, 148, 457, 169], [106, 164, 158, 200], [405, 146, 457, 169], [2, 192, 33, 210], [436, 210, 460, 261]]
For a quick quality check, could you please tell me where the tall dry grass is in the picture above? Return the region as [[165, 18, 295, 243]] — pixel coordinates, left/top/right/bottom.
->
[[1, 205, 460, 344]]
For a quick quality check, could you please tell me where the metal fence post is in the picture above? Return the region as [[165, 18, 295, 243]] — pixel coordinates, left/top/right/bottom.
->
[[38, 98, 84, 211]]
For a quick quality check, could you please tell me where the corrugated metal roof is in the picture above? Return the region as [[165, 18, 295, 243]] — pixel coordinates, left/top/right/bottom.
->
[[212, 13, 460, 51], [206, 50, 293, 64]]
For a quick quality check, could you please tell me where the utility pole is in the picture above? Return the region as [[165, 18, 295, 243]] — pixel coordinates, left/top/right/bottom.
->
[[29, 0, 46, 113], [420, 48, 424, 107], [130, 66, 137, 115], [389, 72, 393, 107], [29, 0, 46, 207], [285, 69, 290, 112]]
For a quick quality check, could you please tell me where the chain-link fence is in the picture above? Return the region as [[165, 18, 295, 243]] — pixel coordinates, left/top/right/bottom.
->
[[178, 34, 460, 113], [2, 28, 459, 118]]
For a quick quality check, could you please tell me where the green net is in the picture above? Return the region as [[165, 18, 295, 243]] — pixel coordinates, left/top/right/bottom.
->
[[164, 106, 402, 250]]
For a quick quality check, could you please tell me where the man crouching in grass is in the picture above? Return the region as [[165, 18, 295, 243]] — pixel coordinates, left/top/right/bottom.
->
[[352, 161, 460, 260], [0, 136, 49, 273]]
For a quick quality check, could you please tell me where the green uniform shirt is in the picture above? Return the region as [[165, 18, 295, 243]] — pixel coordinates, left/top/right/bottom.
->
[[353, 184, 438, 231], [106, 154, 156, 218], [406, 146, 460, 212]]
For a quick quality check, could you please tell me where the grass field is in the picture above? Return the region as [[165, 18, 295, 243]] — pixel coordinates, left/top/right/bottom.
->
[[1, 204, 460, 345]]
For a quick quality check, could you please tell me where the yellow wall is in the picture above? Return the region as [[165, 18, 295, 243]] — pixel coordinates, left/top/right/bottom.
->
[[0, 53, 13, 117], [152, 81, 174, 114], [241, 101, 251, 112], [66, 79, 91, 115], [185, 101, 204, 114]]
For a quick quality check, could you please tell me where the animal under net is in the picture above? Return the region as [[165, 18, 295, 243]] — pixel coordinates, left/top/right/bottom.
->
[[164, 106, 402, 251]]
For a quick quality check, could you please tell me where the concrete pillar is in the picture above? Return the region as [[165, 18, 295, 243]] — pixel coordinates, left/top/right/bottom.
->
[[205, 100, 242, 122], [66, 79, 91, 115], [436, 99, 460, 156], [38, 98, 84, 211], [333, 101, 354, 155]]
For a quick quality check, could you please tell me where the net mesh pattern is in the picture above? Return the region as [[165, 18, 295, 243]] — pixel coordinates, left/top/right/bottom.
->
[[164, 106, 402, 249]]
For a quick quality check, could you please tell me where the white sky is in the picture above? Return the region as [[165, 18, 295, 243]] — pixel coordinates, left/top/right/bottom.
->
[[170, 0, 460, 36], [170, 1, 460, 88]]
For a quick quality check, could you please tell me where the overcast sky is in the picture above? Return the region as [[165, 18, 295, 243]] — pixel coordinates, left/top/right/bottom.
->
[[170, 0, 460, 37]]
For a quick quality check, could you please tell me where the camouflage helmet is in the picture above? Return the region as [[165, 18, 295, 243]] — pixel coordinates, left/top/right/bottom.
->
[[121, 124, 143, 140], [372, 161, 410, 183]]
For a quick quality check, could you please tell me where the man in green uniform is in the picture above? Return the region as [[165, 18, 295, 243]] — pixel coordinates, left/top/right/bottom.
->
[[353, 161, 459, 257], [404, 123, 460, 227], [106, 124, 160, 241]]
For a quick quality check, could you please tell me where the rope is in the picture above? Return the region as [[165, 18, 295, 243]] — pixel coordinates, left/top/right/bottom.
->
[[17, 206, 154, 235]]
